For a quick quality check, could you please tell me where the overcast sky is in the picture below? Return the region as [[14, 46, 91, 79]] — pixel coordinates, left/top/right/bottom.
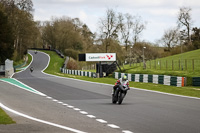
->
[[32, 0, 200, 43]]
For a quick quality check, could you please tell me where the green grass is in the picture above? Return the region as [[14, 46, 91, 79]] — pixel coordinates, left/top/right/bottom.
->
[[42, 50, 200, 98], [0, 108, 15, 124], [27, 53, 32, 66], [39, 50, 65, 74], [15, 53, 33, 72], [121, 49, 200, 77]]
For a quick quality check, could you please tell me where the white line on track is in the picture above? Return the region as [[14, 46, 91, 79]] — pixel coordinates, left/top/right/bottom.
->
[[0, 78, 46, 96], [107, 124, 120, 128], [96, 119, 107, 123], [87, 115, 96, 118], [80, 111, 88, 115], [73, 108, 81, 111], [53, 99, 58, 102], [67, 105, 74, 108], [0, 103, 87, 133], [122, 130, 134, 133], [57, 101, 63, 104]]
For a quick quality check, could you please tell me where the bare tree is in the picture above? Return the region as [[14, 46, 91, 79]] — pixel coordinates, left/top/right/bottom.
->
[[132, 15, 146, 44], [16, 0, 33, 13], [119, 13, 133, 52], [160, 27, 180, 51], [98, 8, 120, 52], [177, 7, 192, 44]]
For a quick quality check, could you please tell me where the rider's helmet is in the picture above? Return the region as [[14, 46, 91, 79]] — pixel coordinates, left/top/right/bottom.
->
[[122, 75, 127, 81]]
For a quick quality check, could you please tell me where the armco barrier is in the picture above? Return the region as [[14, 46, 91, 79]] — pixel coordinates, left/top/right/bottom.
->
[[60, 68, 95, 78], [113, 72, 185, 87]]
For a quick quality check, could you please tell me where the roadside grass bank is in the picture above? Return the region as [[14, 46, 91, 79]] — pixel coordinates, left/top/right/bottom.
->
[[42, 50, 200, 98], [0, 107, 15, 124], [27, 53, 32, 66], [119, 49, 200, 85], [15, 53, 32, 72], [121, 49, 200, 76], [40, 50, 65, 74]]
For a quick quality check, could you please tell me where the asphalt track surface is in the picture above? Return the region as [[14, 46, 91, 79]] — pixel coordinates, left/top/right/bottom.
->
[[1, 50, 200, 133]]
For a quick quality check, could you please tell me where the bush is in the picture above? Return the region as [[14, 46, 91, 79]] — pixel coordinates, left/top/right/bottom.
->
[[67, 59, 78, 70], [186, 76, 193, 86], [64, 49, 79, 60]]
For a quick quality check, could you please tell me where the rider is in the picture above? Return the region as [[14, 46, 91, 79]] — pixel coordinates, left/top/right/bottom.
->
[[113, 75, 130, 95]]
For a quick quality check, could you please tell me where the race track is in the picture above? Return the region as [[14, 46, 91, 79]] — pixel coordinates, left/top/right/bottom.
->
[[1, 50, 200, 133]]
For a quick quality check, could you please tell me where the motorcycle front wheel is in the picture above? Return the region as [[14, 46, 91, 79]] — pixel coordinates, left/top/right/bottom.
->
[[118, 92, 125, 104]]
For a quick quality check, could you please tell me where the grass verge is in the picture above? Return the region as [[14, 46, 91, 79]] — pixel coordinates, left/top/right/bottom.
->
[[40, 50, 65, 74], [41, 50, 200, 98], [0, 108, 15, 124], [15, 53, 32, 72], [119, 49, 200, 86]]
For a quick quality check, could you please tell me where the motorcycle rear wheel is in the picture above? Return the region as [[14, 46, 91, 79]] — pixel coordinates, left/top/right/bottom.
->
[[112, 94, 117, 104]]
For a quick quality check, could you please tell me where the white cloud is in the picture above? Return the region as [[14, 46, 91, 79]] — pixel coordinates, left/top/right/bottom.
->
[[79, 11, 88, 22]]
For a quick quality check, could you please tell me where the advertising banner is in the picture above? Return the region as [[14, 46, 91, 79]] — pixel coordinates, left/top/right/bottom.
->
[[86, 53, 116, 62]]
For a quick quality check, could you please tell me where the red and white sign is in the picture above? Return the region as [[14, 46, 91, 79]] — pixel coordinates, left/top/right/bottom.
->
[[86, 53, 116, 62]]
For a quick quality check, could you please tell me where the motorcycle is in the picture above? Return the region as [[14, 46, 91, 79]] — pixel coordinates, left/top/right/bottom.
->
[[112, 81, 129, 104], [30, 67, 34, 73]]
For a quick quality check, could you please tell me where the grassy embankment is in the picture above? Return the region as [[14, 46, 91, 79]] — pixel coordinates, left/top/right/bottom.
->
[[121, 49, 200, 76], [14, 54, 32, 72], [0, 108, 15, 124], [120, 49, 200, 85], [42, 50, 200, 98]]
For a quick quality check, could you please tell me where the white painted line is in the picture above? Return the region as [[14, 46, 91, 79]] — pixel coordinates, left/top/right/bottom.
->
[[67, 105, 74, 108], [96, 119, 107, 123], [80, 111, 88, 115], [53, 99, 58, 102], [58, 101, 63, 104], [132, 87, 200, 100], [87, 115, 96, 118], [62, 103, 68, 106], [14, 78, 46, 96], [122, 130, 134, 133], [0, 103, 87, 133], [107, 124, 120, 128], [74, 108, 81, 111], [0, 79, 46, 96], [46, 96, 52, 99]]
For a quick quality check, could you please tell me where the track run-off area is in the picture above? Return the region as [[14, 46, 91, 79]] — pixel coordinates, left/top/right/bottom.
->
[[0, 50, 200, 133]]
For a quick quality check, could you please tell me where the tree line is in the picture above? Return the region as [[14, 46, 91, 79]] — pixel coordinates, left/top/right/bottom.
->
[[158, 7, 200, 57], [0, 0, 40, 63]]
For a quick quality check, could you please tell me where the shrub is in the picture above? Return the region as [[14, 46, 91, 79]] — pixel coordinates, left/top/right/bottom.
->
[[64, 49, 79, 60], [67, 59, 78, 70]]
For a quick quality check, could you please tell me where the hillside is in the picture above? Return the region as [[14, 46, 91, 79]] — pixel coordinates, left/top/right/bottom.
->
[[162, 49, 200, 60], [121, 49, 200, 78]]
